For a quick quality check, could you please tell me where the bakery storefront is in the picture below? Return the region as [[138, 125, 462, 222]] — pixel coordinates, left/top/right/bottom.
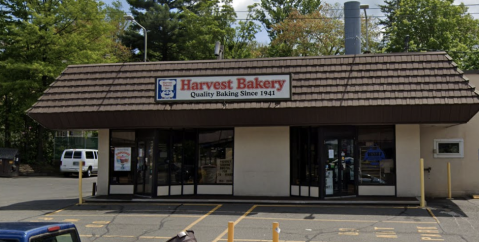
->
[[27, 52, 479, 199]]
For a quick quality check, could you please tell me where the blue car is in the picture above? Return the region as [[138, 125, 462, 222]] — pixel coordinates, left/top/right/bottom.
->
[[0, 222, 81, 242]]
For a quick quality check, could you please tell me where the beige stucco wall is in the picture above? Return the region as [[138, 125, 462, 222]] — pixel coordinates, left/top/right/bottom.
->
[[234, 127, 290, 196], [396, 125, 421, 197], [97, 129, 110, 195], [420, 73, 479, 197]]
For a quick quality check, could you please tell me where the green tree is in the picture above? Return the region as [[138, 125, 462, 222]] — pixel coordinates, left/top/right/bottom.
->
[[248, 0, 321, 41], [123, 0, 259, 61], [271, 3, 343, 56], [123, 0, 193, 61], [225, 20, 261, 59], [378, 0, 400, 49], [104, 0, 133, 62], [180, 0, 237, 60], [382, 0, 479, 69], [0, 0, 128, 163], [271, 3, 381, 57]]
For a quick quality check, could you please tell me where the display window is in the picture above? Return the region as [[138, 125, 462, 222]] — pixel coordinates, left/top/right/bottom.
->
[[110, 130, 135, 184], [198, 129, 234, 184], [358, 126, 395, 185]]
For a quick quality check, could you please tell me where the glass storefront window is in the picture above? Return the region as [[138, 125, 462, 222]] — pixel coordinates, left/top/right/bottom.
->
[[198, 129, 234, 184], [170, 130, 196, 185], [110, 131, 135, 184], [358, 126, 395, 185], [290, 128, 319, 186]]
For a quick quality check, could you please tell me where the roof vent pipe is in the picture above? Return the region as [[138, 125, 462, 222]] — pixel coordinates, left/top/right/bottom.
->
[[344, 1, 361, 55]]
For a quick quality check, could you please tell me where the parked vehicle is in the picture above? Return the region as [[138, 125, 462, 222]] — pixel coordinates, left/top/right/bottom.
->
[[60, 149, 98, 177], [0, 222, 81, 242]]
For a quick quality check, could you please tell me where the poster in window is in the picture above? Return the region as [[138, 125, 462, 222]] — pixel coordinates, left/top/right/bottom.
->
[[114, 147, 131, 171], [216, 159, 233, 183], [216, 148, 233, 183]]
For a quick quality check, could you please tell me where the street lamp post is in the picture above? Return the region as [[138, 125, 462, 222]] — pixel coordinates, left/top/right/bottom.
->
[[124, 15, 147, 62], [360, 4, 369, 53]]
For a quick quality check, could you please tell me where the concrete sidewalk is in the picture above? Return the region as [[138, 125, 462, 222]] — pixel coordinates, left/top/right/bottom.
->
[[84, 194, 421, 205]]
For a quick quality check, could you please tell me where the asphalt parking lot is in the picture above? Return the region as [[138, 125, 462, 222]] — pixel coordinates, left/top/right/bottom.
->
[[1, 176, 479, 242]]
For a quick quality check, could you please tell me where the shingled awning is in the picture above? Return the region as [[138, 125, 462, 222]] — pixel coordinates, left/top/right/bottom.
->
[[27, 52, 479, 130]]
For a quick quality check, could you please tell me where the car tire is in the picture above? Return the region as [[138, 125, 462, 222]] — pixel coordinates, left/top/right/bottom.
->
[[63, 172, 70, 177], [83, 168, 91, 178]]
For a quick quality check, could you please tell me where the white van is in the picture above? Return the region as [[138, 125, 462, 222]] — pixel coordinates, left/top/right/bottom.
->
[[60, 149, 98, 177]]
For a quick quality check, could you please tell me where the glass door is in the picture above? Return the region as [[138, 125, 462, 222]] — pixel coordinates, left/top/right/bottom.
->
[[324, 138, 355, 196], [135, 140, 154, 196], [136, 142, 146, 194]]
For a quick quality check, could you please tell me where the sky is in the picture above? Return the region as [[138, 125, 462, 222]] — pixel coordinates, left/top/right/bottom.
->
[[105, 0, 479, 43]]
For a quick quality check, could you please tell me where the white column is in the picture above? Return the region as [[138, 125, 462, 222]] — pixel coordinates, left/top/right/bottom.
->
[[234, 127, 290, 196], [396, 125, 421, 197]]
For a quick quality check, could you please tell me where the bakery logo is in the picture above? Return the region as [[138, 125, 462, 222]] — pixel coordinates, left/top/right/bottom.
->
[[158, 79, 177, 99]]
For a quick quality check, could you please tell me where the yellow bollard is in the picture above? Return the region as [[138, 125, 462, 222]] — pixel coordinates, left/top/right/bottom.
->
[[228, 221, 234, 242], [447, 162, 453, 199], [273, 222, 279, 242], [420, 158, 425, 208], [79, 161, 83, 205]]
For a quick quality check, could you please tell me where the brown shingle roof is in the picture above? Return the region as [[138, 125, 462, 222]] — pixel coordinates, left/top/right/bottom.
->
[[27, 52, 479, 129]]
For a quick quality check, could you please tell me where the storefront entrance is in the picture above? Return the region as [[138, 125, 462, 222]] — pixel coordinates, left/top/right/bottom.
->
[[291, 126, 358, 198], [323, 138, 355, 196], [135, 138, 155, 196]]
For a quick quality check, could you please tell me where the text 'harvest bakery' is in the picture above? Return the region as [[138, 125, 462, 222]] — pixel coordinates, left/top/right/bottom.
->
[[156, 75, 291, 101]]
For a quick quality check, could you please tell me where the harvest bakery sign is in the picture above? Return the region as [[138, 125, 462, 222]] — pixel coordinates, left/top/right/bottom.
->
[[156, 75, 291, 102]]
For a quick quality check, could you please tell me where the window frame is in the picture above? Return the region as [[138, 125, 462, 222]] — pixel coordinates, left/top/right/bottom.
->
[[434, 139, 464, 158]]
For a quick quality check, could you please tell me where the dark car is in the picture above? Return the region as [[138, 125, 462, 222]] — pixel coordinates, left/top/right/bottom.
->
[[0, 222, 81, 242]]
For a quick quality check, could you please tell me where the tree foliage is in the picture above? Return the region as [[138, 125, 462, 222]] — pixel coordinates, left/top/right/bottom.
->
[[123, 0, 187, 61], [271, 3, 343, 56], [271, 3, 381, 57], [248, 0, 321, 41], [0, 0, 130, 163], [123, 0, 259, 61], [381, 0, 479, 69], [180, 0, 256, 60]]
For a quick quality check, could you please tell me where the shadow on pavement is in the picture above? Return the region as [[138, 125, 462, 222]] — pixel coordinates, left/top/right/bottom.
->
[[0, 199, 78, 211]]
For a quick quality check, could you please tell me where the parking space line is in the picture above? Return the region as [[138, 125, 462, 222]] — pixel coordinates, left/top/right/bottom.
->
[[256, 204, 419, 209], [92, 221, 110, 224], [81, 235, 171, 239], [417, 226, 443, 241], [375, 227, 397, 239], [217, 240, 308, 242], [426, 208, 440, 224], [139, 236, 173, 239], [339, 228, 359, 235], [212, 205, 258, 242], [246, 216, 376, 223], [45, 206, 74, 216], [85, 224, 104, 228], [245, 216, 436, 224], [182, 204, 222, 231]]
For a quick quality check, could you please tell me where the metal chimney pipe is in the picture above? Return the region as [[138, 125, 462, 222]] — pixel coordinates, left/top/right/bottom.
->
[[344, 1, 361, 55]]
